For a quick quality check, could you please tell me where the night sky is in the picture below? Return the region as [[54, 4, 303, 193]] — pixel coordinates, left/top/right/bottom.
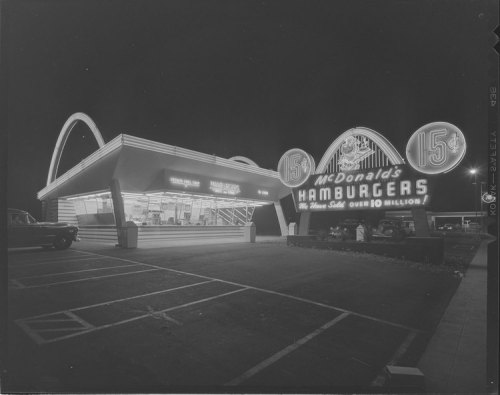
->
[[3, 0, 496, 223]]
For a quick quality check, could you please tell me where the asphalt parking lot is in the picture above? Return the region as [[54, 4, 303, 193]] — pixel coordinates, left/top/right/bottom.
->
[[5, 238, 469, 393]]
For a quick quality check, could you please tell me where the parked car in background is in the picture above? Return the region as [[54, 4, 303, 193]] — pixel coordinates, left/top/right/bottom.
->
[[437, 223, 460, 231], [373, 218, 407, 240], [8, 208, 79, 250], [336, 219, 362, 240], [329, 226, 343, 239], [465, 222, 482, 232]]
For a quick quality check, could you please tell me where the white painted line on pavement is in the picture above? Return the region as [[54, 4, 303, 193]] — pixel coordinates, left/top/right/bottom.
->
[[370, 330, 418, 387], [225, 312, 350, 386], [351, 357, 371, 367], [18, 280, 215, 320], [14, 263, 144, 280], [389, 330, 418, 364], [8, 256, 99, 268], [35, 327, 93, 333], [270, 289, 425, 333], [21, 318, 76, 323], [40, 287, 249, 344], [78, 250, 425, 333], [9, 250, 96, 263], [16, 319, 49, 345], [16, 311, 96, 346], [66, 311, 96, 328], [16, 268, 161, 289], [9, 279, 26, 289]]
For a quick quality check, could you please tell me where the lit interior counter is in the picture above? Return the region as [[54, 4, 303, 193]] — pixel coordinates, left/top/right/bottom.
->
[[64, 190, 266, 245]]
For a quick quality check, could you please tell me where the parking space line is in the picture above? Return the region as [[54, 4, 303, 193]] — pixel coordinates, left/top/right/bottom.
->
[[9, 279, 26, 289], [16, 311, 96, 345], [66, 311, 97, 328], [225, 312, 350, 386], [78, 251, 426, 334], [16, 320, 50, 345], [20, 319, 76, 323], [14, 263, 144, 280], [18, 280, 215, 321], [370, 330, 418, 387], [9, 250, 95, 261], [35, 328, 93, 333], [249, 288, 426, 333], [8, 256, 99, 268], [19, 287, 249, 345], [16, 268, 161, 289]]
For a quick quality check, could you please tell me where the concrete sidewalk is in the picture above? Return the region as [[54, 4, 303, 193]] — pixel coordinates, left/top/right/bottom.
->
[[418, 239, 491, 393]]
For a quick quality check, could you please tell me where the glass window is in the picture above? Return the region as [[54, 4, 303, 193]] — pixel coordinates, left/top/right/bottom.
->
[[121, 192, 260, 226], [70, 192, 115, 225]]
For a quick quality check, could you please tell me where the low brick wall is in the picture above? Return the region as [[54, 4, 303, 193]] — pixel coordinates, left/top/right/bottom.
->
[[287, 236, 445, 265]]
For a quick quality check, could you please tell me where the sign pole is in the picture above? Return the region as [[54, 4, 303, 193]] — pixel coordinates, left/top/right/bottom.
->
[[298, 212, 311, 236]]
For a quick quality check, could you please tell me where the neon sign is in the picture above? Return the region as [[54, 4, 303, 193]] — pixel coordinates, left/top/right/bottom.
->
[[406, 122, 466, 174], [338, 136, 374, 171], [169, 177, 201, 188], [277, 148, 315, 188], [482, 192, 496, 204], [292, 165, 430, 212], [209, 180, 241, 195]]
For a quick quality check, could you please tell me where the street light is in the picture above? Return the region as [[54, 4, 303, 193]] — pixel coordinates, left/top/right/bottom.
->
[[469, 169, 478, 231]]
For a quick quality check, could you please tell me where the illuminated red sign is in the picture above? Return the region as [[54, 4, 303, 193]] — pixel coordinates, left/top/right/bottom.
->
[[292, 165, 430, 212], [406, 122, 466, 175]]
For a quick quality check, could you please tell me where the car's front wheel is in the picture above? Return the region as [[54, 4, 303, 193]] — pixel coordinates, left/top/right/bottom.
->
[[53, 235, 72, 250]]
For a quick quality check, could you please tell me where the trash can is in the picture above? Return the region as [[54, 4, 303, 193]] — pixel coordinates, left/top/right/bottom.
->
[[244, 222, 256, 243], [123, 221, 138, 248]]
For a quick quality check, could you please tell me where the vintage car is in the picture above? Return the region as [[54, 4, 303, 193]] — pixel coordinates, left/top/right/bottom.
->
[[335, 219, 362, 240], [8, 208, 79, 250], [372, 218, 408, 240], [437, 223, 460, 231]]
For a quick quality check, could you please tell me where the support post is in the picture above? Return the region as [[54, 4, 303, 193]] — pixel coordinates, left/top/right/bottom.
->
[[273, 201, 288, 236], [411, 207, 430, 237], [110, 178, 127, 247], [298, 212, 311, 236]]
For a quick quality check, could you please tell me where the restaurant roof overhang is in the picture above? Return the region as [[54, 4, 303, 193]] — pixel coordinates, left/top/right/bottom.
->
[[37, 134, 291, 202]]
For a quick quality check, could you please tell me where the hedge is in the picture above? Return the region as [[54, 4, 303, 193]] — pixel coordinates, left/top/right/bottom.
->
[[286, 236, 444, 265]]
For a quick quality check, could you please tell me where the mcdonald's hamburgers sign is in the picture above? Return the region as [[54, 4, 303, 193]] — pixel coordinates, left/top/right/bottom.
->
[[278, 123, 466, 212]]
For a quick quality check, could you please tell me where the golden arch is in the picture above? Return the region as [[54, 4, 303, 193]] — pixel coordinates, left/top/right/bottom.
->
[[46, 113, 105, 186], [316, 126, 405, 173], [228, 156, 258, 167]]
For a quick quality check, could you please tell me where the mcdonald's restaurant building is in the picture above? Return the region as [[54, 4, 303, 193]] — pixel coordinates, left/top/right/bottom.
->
[[37, 114, 291, 247], [37, 114, 485, 248]]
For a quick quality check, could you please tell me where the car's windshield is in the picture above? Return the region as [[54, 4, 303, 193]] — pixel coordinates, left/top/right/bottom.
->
[[11, 212, 37, 225]]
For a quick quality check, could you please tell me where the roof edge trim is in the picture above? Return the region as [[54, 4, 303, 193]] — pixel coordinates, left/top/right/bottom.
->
[[120, 134, 279, 178], [38, 134, 281, 200], [37, 135, 123, 200]]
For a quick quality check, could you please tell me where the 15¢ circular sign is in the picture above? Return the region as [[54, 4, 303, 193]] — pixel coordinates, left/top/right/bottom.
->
[[406, 122, 466, 174], [277, 148, 315, 188]]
